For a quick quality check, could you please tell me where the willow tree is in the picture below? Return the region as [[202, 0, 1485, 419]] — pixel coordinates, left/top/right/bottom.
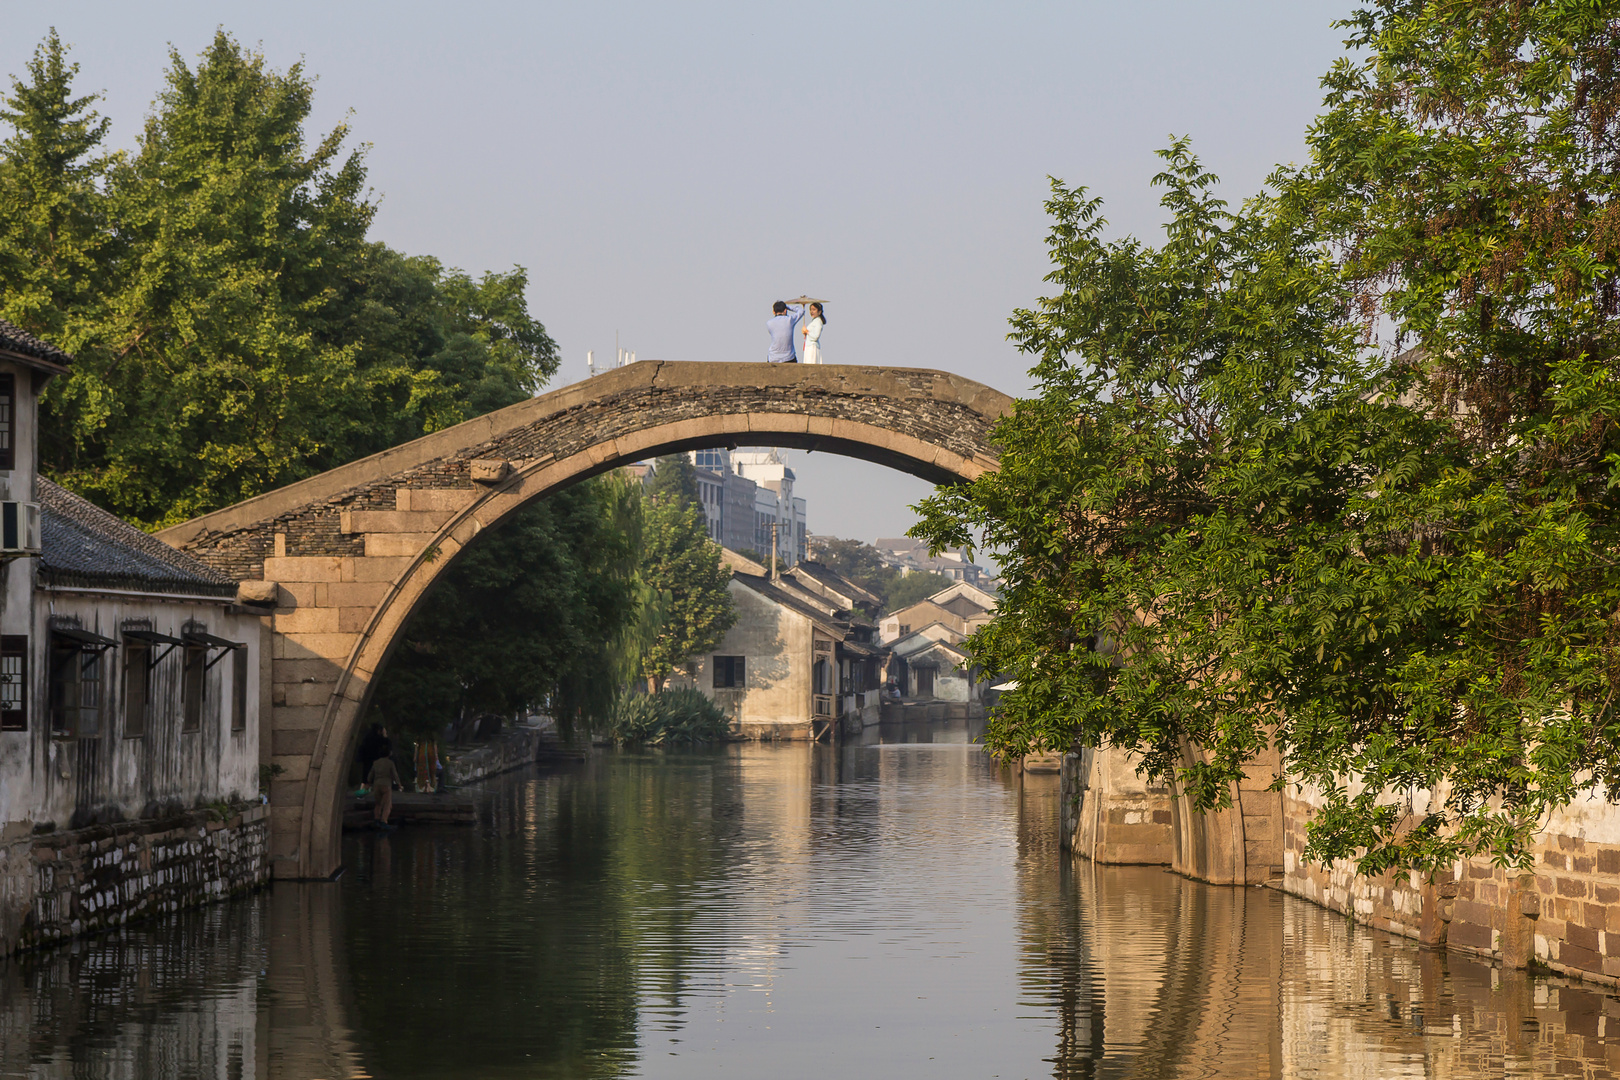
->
[[915, 1, 1620, 874]]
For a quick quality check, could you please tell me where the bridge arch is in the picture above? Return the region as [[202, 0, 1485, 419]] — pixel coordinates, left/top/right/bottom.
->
[[160, 361, 1013, 879]]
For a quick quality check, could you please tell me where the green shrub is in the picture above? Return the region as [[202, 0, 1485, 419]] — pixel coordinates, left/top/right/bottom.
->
[[608, 689, 732, 745]]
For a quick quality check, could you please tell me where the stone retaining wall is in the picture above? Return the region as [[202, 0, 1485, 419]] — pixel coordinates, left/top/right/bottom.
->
[[1281, 785, 1620, 987], [0, 804, 269, 956], [443, 725, 549, 786]]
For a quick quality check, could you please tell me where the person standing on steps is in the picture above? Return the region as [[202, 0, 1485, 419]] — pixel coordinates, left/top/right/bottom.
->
[[367, 739, 402, 829], [766, 300, 805, 363], [801, 302, 826, 364]]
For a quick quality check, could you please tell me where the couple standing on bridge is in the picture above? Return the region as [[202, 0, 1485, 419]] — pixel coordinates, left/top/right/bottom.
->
[[766, 298, 826, 364]]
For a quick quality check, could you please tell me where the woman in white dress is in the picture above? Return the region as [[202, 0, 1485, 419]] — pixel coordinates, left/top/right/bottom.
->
[[801, 303, 826, 364]]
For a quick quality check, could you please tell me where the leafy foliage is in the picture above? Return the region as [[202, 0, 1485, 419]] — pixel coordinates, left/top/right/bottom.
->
[[637, 472, 735, 690], [0, 31, 557, 526], [606, 688, 732, 746], [367, 475, 643, 741], [809, 535, 951, 614], [883, 571, 957, 615], [913, 2, 1620, 874]]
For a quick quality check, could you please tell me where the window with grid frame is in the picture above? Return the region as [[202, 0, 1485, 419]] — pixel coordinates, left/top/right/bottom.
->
[[0, 636, 25, 731], [49, 637, 102, 738], [231, 645, 249, 732], [0, 373, 13, 470]]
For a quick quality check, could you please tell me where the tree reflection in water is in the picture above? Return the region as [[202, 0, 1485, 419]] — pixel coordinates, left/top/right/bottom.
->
[[8, 733, 1620, 1078]]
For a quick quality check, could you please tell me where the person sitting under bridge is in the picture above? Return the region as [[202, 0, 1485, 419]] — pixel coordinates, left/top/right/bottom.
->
[[766, 300, 805, 363]]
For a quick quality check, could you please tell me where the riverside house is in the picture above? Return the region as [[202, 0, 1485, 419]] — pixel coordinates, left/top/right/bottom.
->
[[692, 551, 885, 739], [0, 320, 268, 957]]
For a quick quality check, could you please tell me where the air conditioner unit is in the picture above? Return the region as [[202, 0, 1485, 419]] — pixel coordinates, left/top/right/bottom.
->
[[1, 501, 40, 555]]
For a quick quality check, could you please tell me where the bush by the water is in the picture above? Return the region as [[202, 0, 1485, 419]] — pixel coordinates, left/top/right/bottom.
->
[[608, 689, 732, 745]]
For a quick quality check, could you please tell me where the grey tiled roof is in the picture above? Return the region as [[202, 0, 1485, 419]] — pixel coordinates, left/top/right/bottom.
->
[[38, 479, 236, 596], [0, 318, 72, 368]]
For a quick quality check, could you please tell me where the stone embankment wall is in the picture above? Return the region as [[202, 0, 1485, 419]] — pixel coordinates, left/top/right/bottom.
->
[[1061, 744, 1620, 988], [0, 804, 268, 956], [443, 722, 552, 786], [1282, 785, 1620, 987]]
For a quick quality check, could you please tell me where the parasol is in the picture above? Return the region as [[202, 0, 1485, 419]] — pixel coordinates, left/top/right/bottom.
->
[[785, 295, 827, 306]]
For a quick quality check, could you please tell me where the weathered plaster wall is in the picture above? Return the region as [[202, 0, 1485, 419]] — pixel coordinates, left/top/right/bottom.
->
[[0, 595, 261, 834], [697, 582, 811, 736]]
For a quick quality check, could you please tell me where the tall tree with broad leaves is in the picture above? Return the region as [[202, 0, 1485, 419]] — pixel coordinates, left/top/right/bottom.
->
[[913, 1, 1620, 875], [41, 31, 376, 525]]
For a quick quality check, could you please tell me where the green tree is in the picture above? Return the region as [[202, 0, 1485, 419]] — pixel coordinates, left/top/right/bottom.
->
[[0, 29, 113, 356], [638, 480, 734, 691], [883, 570, 955, 615], [645, 453, 700, 509], [915, 1, 1620, 875], [0, 31, 560, 526], [36, 31, 375, 525], [368, 476, 643, 739], [809, 535, 899, 611]]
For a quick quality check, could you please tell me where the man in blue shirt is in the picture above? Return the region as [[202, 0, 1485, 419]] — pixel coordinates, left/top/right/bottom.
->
[[765, 300, 806, 363]]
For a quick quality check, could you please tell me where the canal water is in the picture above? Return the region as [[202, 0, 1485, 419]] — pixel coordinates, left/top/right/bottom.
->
[[5, 719, 1620, 1078]]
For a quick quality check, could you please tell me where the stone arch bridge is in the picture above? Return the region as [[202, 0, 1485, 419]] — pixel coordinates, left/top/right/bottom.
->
[[160, 362, 1009, 879], [159, 360, 1277, 886]]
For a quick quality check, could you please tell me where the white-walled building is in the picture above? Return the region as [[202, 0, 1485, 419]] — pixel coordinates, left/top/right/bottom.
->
[[0, 320, 267, 956]]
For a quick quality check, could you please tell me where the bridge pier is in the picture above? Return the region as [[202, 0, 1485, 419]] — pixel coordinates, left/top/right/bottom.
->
[[1061, 742, 1284, 886]]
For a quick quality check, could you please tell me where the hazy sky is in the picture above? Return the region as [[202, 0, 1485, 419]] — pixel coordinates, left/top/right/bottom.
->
[[2, 1, 1351, 547]]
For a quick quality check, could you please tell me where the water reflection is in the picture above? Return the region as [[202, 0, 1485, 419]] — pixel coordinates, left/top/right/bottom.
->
[[6, 721, 1620, 1078]]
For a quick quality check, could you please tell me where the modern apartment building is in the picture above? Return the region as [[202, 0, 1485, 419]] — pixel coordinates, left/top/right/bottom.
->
[[688, 448, 807, 568]]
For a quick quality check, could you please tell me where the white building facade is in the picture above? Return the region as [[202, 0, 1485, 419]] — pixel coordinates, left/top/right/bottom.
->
[[0, 320, 268, 957]]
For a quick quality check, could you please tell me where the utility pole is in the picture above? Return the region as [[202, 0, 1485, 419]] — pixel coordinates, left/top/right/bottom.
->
[[769, 521, 780, 581]]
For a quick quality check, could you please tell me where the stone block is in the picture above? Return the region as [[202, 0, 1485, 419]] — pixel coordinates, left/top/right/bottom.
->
[[271, 727, 319, 756], [273, 607, 340, 634], [400, 488, 476, 513], [280, 681, 337, 708], [363, 532, 438, 558], [271, 755, 310, 781], [237, 580, 278, 605], [1545, 850, 1568, 869], [338, 607, 374, 634], [348, 556, 414, 582], [1576, 856, 1596, 874], [273, 658, 345, 684], [1559, 876, 1590, 898], [1569, 922, 1600, 952], [1452, 899, 1494, 927], [271, 705, 329, 730], [276, 633, 360, 663], [1562, 942, 1603, 974], [1599, 849, 1620, 875], [1449, 919, 1494, 951], [263, 556, 346, 582], [318, 581, 391, 608], [341, 510, 454, 534]]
